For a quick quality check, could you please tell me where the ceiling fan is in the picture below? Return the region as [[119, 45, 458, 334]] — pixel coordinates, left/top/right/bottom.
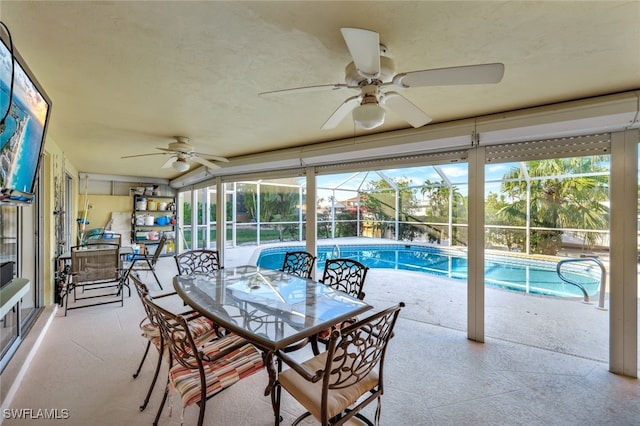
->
[[121, 136, 229, 172], [259, 27, 505, 130]]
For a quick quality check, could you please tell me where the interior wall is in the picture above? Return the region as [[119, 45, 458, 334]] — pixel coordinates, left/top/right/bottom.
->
[[80, 195, 131, 233]]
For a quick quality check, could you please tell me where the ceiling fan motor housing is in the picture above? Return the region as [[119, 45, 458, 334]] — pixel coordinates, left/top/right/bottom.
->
[[167, 141, 194, 153], [344, 56, 396, 86]]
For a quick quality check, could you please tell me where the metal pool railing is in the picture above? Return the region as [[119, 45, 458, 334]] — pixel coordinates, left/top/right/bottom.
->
[[556, 257, 607, 310]]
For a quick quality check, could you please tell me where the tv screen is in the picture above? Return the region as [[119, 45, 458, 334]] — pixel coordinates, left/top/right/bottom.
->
[[0, 32, 52, 205]]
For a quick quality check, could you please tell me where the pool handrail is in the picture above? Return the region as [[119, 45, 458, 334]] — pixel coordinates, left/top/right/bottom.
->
[[556, 257, 607, 310]]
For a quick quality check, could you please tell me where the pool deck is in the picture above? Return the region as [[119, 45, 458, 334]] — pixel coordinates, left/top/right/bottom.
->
[[228, 237, 615, 363]]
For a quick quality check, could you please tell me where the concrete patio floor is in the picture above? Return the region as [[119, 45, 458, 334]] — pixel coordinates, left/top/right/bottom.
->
[[1, 241, 639, 425]]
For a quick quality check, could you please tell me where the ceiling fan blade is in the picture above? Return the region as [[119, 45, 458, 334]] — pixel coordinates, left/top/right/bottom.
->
[[259, 84, 352, 97], [380, 92, 432, 128], [340, 28, 380, 78], [392, 63, 505, 88], [121, 152, 169, 159], [321, 96, 361, 130], [190, 156, 221, 170], [157, 146, 191, 154], [191, 152, 230, 163], [161, 156, 178, 168]]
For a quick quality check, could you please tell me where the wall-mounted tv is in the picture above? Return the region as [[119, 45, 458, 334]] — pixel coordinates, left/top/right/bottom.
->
[[0, 29, 52, 205]]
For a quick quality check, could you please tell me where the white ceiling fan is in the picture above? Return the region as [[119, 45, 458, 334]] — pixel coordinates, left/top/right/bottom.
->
[[121, 136, 229, 172], [260, 27, 505, 130]]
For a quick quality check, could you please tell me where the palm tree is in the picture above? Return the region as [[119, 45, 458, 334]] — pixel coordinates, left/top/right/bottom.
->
[[421, 179, 467, 244], [497, 157, 609, 254]]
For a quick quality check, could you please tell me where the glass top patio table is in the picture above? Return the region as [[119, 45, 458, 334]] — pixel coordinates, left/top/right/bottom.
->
[[173, 265, 372, 352]]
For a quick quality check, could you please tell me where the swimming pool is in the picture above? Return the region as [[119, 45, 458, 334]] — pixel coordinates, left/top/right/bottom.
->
[[255, 244, 602, 298]]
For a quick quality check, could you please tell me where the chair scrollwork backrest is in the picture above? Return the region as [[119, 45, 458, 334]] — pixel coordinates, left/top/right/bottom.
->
[[140, 293, 202, 371], [129, 272, 156, 324], [320, 258, 369, 300], [281, 251, 316, 279], [174, 249, 222, 275], [324, 303, 403, 392]]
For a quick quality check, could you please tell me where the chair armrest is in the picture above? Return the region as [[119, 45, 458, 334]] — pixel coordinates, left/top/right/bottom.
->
[[150, 290, 178, 300], [199, 338, 248, 362], [276, 350, 324, 383]]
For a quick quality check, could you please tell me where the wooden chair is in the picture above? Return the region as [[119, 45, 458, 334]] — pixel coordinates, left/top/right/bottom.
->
[[129, 273, 220, 412], [61, 244, 126, 315], [311, 258, 369, 354], [273, 302, 404, 426], [174, 249, 222, 275], [123, 235, 167, 289], [281, 251, 316, 279], [141, 290, 264, 426]]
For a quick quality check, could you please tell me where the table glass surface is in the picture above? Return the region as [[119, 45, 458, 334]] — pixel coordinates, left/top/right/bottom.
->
[[173, 265, 371, 350]]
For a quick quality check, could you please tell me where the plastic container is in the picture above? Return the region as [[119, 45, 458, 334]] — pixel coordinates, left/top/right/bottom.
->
[[155, 216, 170, 226], [144, 215, 155, 226], [136, 199, 147, 210], [147, 200, 158, 210], [158, 202, 168, 211]]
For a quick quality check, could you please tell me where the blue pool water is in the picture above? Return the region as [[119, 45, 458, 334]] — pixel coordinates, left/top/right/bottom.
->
[[256, 244, 601, 298]]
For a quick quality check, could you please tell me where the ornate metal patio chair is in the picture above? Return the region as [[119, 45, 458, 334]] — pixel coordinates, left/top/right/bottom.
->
[[123, 234, 167, 290], [174, 249, 222, 275], [311, 258, 369, 354], [320, 258, 368, 299], [273, 302, 404, 426], [141, 291, 264, 426], [129, 273, 221, 411], [281, 250, 316, 279]]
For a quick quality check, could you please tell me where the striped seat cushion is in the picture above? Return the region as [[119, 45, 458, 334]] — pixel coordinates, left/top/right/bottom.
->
[[169, 334, 264, 407], [141, 316, 219, 350]]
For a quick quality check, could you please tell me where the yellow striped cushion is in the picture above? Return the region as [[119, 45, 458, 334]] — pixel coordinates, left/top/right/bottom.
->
[[169, 334, 264, 407]]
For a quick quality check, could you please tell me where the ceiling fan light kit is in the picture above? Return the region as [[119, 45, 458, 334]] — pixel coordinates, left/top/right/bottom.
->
[[172, 158, 190, 172], [353, 103, 385, 130], [260, 27, 505, 131]]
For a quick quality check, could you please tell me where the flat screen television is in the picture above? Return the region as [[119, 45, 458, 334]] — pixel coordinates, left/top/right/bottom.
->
[[0, 30, 52, 205]]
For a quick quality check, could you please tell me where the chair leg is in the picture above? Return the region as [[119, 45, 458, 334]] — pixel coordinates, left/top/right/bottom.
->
[[290, 412, 312, 426], [140, 346, 163, 411], [132, 340, 151, 379], [196, 375, 208, 426], [153, 380, 170, 426], [271, 381, 283, 425], [148, 260, 163, 291], [63, 283, 73, 316]]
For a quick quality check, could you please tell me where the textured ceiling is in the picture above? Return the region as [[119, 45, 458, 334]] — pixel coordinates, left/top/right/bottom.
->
[[2, 1, 639, 180]]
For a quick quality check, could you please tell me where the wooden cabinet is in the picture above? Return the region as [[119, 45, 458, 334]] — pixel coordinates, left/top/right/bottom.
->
[[131, 195, 177, 256]]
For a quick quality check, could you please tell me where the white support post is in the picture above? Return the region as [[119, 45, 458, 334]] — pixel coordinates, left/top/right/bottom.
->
[[467, 146, 485, 342], [609, 129, 638, 377], [305, 168, 317, 277]]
